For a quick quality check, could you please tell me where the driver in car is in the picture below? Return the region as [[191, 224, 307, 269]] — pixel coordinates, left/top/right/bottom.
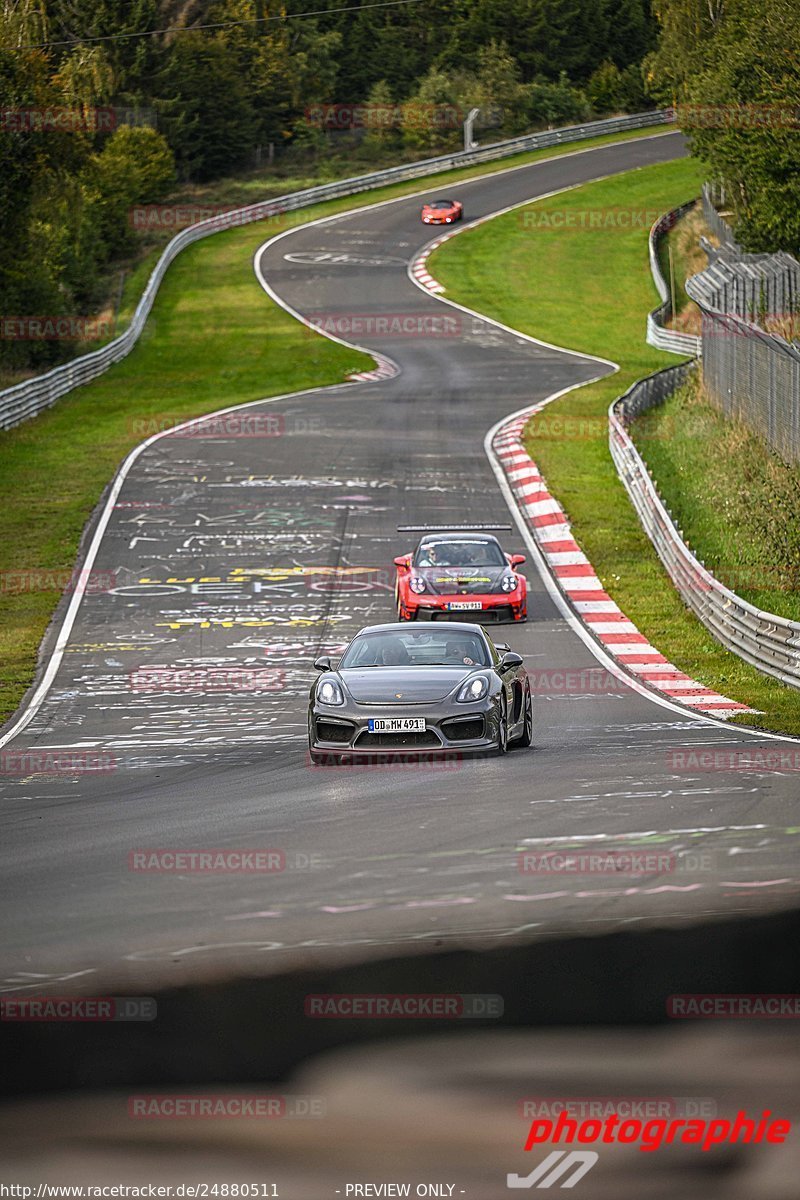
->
[[380, 638, 411, 665], [445, 639, 476, 667]]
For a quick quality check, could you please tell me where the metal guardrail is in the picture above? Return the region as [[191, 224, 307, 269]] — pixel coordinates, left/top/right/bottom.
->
[[610, 363, 800, 690], [0, 109, 674, 432], [645, 201, 702, 357]]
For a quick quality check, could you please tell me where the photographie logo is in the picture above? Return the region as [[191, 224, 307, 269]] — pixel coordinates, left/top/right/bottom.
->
[[508, 1150, 598, 1189], [305, 993, 503, 1018], [1, 996, 156, 1022], [306, 312, 461, 339], [128, 1093, 325, 1119], [0, 316, 113, 341], [0, 106, 117, 132], [520, 1106, 791, 1154]]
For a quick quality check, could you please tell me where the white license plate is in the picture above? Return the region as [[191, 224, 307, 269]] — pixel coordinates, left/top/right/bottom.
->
[[368, 717, 426, 733], [447, 601, 483, 610]]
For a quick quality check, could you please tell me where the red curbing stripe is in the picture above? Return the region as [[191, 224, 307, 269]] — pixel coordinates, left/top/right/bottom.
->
[[552, 563, 597, 578], [542, 540, 582, 555], [616, 653, 669, 664], [566, 590, 614, 603], [598, 632, 651, 645], [530, 511, 566, 527]]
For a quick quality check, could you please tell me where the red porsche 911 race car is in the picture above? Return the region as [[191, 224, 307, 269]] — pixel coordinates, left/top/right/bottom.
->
[[394, 526, 527, 623], [420, 197, 463, 224]]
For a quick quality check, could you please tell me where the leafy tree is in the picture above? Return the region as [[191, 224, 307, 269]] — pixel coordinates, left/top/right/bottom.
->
[[644, 0, 724, 105], [650, 0, 800, 251], [587, 60, 625, 111], [86, 126, 176, 257], [523, 72, 590, 127], [361, 79, 399, 154], [604, 0, 655, 69], [472, 41, 528, 134], [400, 68, 460, 152], [157, 34, 256, 180]]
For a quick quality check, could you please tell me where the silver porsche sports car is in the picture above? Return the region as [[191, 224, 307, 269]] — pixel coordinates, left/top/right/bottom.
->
[[308, 622, 532, 764]]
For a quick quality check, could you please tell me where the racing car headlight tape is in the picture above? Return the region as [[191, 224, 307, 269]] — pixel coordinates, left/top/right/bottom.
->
[[457, 676, 489, 703], [318, 678, 345, 706], [409, 575, 427, 594]]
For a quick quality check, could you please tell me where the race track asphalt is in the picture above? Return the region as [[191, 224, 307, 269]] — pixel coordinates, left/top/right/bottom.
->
[[2, 130, 798, 997]]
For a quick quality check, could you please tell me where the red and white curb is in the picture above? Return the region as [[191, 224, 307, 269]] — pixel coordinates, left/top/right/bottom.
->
[[348, 353, 399, 383], [493, 406, 753, 719], [411, 238, 448, 294]]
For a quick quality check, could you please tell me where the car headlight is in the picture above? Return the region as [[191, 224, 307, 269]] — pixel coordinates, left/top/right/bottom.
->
[[318, 678, 344, 706], [409, 575, 427, 594], [501, 573, 518, 592], [457, 675, 489, 703]]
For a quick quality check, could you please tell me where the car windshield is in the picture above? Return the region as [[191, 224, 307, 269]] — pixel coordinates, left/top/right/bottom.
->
[[340, 628, 491, 668], [413, 538, 506, 567], [431, 199, 454, 206]]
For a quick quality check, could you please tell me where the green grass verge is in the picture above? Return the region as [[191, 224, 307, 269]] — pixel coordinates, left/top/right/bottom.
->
[[430, 157, 800, 736], [0, 125, 670, 727], [634, 376, 800, 622]]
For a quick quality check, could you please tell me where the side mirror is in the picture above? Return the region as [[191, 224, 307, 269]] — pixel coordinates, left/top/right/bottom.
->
[[394, 556, 410, 570], [510, 554, 526, 567], [499, 651, 523, 672], [313, 656, 333, 672]]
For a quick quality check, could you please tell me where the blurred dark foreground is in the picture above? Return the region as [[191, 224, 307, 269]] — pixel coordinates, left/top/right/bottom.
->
[[1, 906, 799, 1198]]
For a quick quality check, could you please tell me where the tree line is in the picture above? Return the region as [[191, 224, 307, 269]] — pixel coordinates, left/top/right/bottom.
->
[[646, 0, 800, 254], [2, 0, 797, 377]]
